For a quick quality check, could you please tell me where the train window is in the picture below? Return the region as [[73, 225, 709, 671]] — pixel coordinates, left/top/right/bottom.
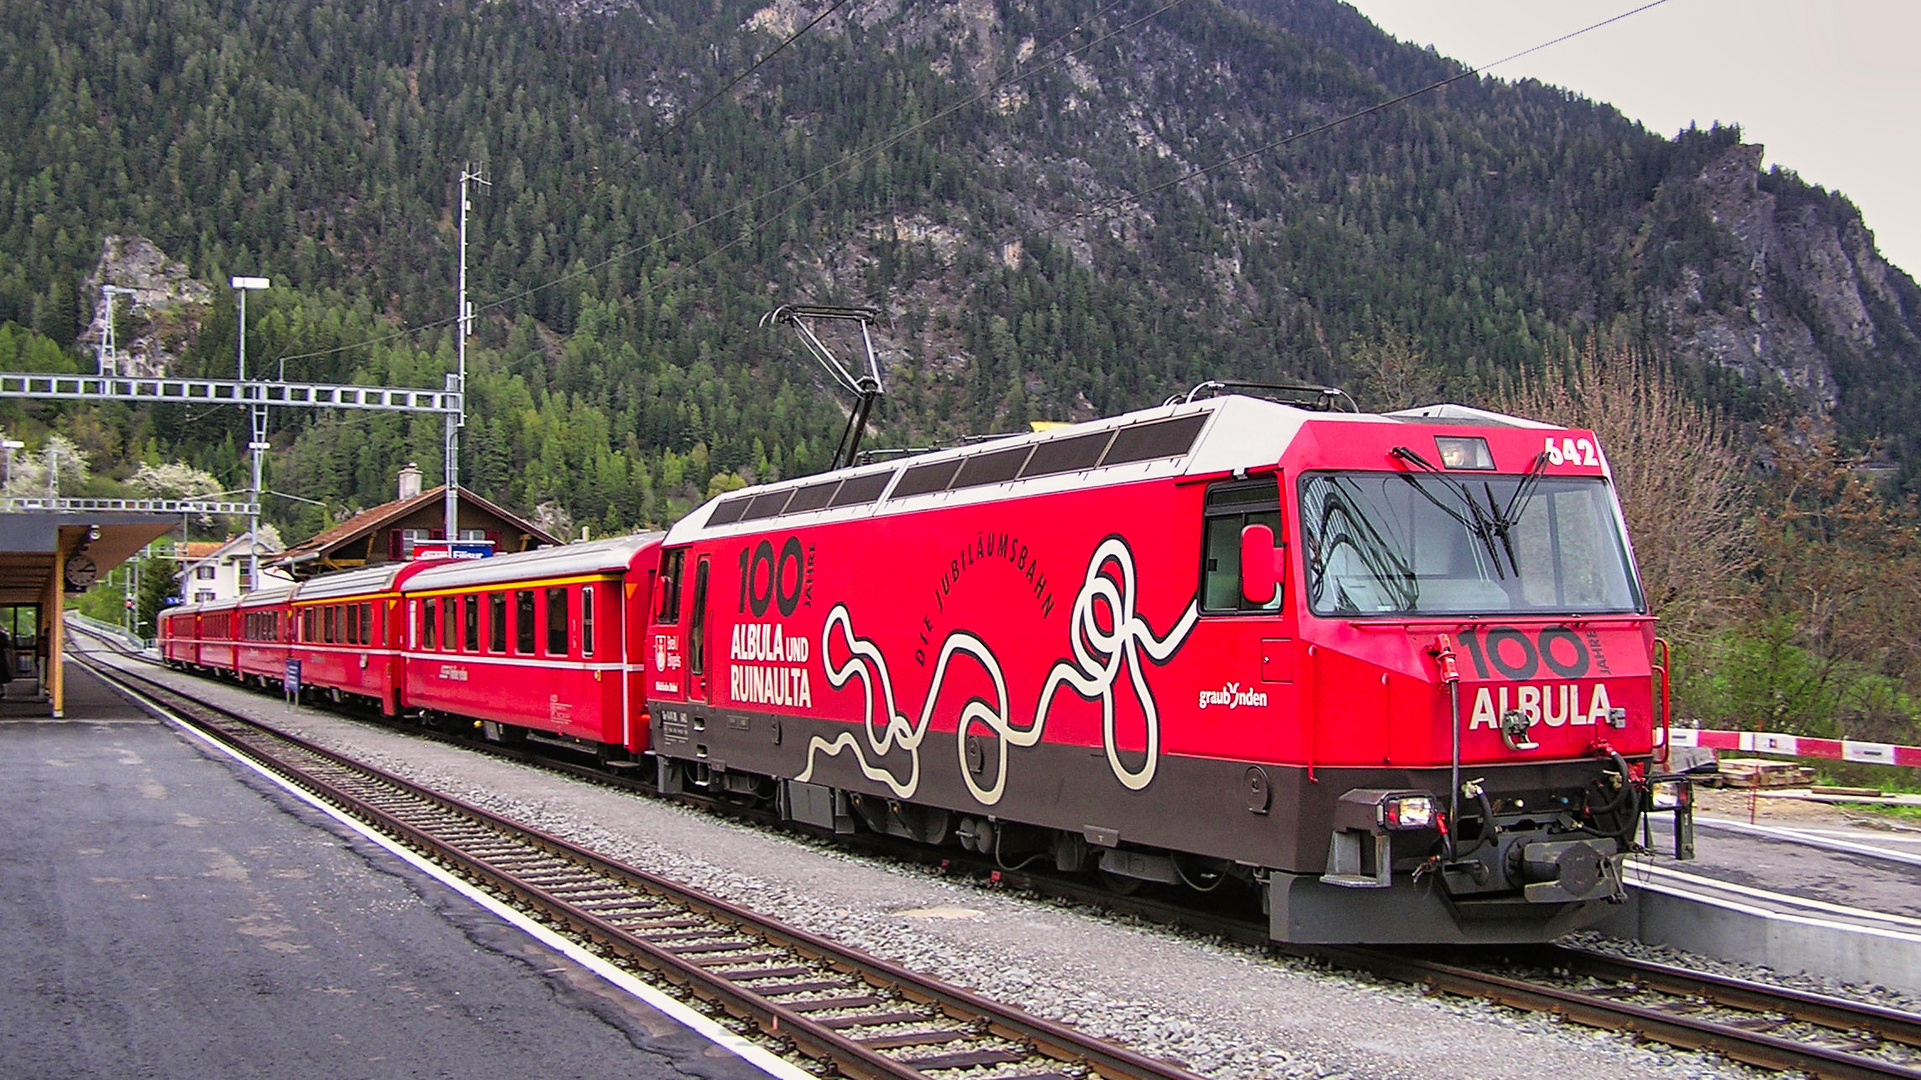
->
[[741, 488, 793, 521], [303, 609, 314, 642], [515, 590, 536, 654], [422, 600, 437, 651], [440, 596, 456, 650], [361, 603, 373, 645], [1102, 414, 1208, 467], [489, 592, 506, 652], [953, 444, 1032, 489], [1201, 478, 1284, 613], [580, 585, 595, 658], [1298, 472, 1641, 617], [827, 470, 892, 507], [1021, 429, 1112, 478], [782, 479, 840, 514], [688, 557, 710, 677], [546, 587, 568, 656], [463, 595, 479, 652], [347, 606, 360, 645], [892, 458, 962, 498], [708, 493, 753, 526], [654, 550, 683, 625]]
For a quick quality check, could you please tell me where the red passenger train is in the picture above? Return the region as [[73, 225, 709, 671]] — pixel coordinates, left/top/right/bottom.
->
[[158, 391, 1687, 943]]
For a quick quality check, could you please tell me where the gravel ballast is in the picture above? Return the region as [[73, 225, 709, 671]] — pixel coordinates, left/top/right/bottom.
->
[[109, 656, 1853, 1080]]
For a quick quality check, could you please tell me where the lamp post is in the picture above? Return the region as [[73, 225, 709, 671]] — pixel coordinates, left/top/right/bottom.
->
[[230, 276, 270, 591], [230, 276, 269, 380]]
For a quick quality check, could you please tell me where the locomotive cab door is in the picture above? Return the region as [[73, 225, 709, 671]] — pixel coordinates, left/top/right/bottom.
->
[[687, 555, 712, 703], [1194, 473, 1300, 762]]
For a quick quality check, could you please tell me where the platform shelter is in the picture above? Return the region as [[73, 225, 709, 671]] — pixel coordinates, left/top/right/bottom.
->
[[0, 511, 176, 716]]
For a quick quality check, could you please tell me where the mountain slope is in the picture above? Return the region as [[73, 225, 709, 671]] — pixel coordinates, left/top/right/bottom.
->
[[3, 0, 1920, 526]]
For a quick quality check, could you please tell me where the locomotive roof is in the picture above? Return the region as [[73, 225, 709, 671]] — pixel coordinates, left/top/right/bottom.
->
[[666, 394, 1558, 544], [402, 531, 664, 592]]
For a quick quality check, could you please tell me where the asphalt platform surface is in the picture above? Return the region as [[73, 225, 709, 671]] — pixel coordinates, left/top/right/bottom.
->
[[0, 666, 776, 1080]]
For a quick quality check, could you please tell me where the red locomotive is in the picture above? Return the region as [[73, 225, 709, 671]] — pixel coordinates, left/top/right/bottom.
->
[[158, 391, 1684, 943]]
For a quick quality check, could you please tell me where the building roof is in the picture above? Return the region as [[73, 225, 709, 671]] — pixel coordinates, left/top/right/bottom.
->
[[174, 531, 283, 583], [272, 485, 561, 572]]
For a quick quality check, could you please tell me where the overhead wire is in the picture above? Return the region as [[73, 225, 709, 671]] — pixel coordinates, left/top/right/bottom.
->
[[591, 0, 1191, 286], [1035, 0, 1675, 238], [270, 0, 1180, 367], [544, 0, 857, 227], [272, 0, 1672, 369], [269, 0, 861, 367]]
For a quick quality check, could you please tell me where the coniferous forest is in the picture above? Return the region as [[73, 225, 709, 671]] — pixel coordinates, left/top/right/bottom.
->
[[8, 0, 1921, 746]]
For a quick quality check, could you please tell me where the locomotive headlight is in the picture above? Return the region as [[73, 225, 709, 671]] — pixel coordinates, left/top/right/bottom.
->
[[1649, 779, 1690, 811], [1381, 794, 1435, 830]]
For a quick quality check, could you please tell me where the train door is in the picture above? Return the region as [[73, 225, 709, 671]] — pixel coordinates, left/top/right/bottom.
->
[[1192, 474, 1299, 764], [687, 554, 712, 703]]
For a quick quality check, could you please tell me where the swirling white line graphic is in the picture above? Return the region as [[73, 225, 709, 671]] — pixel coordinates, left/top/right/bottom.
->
[[793, 537, 1196, 803], [1036, 536, 1199, 791]]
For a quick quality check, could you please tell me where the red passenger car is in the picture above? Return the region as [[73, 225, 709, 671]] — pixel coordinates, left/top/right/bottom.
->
[[399, 534, 664, 755], [643, 393, 1672, 943], [189, 597, 242, 677], [157, 603, 199, 669], [289, 562, 429, 713], [233, 585, 295, 688]]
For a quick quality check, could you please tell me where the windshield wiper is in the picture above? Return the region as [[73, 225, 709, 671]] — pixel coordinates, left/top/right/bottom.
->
[[1392, 446, 1550, 579], [1390, 446, 1510, 577]]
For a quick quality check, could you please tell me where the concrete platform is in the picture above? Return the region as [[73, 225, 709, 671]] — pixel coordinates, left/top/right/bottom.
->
[[0, 665, 786, 1080], [1602, 798, 1921, 994]]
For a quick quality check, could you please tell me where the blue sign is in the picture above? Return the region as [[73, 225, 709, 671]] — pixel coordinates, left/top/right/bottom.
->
[[284, 659, 302, 700], [411, 540, 495, 561]]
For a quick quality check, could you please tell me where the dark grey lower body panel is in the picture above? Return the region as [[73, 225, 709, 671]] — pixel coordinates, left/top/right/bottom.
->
[[1270, 872, 1625, 944], [654, 707, 1629, 876]]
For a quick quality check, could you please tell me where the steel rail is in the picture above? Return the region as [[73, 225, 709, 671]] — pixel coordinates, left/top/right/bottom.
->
[[1539, 946, 1921, 1050], [77, 629, 1921, 1078], [1319, 946, 1921, 1080], [79, 653, 1208, 1080]]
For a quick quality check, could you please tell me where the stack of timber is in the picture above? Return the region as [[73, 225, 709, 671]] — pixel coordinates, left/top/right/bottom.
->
[[1703, 758, 1817, 788]]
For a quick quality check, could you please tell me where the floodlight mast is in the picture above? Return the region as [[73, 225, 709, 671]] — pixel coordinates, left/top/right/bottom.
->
[[231, 275, 271, 591], [760, 305, 884, 471], [448, 164, 490, 545]]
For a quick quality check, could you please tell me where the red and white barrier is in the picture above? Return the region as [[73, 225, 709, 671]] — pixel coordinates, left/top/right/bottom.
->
[[1668, 727, 1921, 768]]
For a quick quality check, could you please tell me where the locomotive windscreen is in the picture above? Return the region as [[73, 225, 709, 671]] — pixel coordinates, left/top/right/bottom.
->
[[1298, 472, 1641, 616]]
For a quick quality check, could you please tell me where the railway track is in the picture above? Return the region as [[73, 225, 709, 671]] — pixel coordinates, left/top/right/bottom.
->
[[1318, 945, 1921, 1080], [76, 651, 1208, 1080], [73, 630, 1921, 1080]]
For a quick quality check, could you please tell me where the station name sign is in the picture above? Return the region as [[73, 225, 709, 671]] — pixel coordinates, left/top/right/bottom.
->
[[411, 540, 495, 561]]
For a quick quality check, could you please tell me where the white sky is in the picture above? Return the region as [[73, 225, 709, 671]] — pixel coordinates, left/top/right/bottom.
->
[[1342, 0, 1921, 279]]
